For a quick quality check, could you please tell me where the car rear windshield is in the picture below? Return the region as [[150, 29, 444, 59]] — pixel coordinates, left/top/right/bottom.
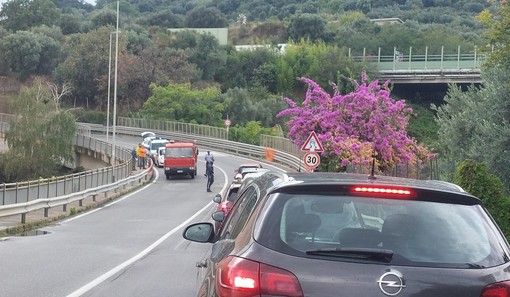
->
[[256, 193, 508, 268]]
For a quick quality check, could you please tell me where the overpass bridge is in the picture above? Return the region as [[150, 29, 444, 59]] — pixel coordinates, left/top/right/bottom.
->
[[352, 46, 485, 84]]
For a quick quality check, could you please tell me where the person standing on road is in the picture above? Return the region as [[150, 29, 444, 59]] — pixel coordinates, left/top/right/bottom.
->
[[136, 144, 142, 168], [204, 150, 215, 176], [131, 146, 137, 171], [138, 144, 147, 169], [206, 162, 214, 192]]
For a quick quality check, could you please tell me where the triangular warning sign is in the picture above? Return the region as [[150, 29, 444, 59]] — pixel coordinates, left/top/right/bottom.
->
[[300, 131, 324, 152]]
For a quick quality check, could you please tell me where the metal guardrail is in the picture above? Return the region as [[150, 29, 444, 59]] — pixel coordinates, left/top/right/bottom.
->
[[0, 134, 134, 206], [0, 119, 303, 223], [93, 124, 304, 172], [0, 168, 152, 223]]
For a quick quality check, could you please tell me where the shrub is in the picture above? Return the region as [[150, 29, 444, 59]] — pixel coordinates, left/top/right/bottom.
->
[[454, 159, 510, 240]]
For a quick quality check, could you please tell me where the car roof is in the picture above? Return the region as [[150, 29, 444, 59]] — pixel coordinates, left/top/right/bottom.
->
[[282, 172, 466, 193], [240, 167, 269, 174], [149, 138, 168, 143], [241, 171, 480, 206], [239, 162, 261, 167], [141, 131, 156, 138], [247, 172, 483, 207]]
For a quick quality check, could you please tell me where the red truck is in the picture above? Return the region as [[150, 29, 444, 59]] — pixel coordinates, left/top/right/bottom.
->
[[164, 140, 198, 179]]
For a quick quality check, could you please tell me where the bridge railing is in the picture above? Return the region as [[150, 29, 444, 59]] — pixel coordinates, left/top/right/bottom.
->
[[350, 46, 486, 72], [0, 134, 134, 206]]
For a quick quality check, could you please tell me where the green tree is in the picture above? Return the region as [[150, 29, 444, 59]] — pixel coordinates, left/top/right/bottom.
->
[[184, 6, 228, 28], [277, 41, 369, 95], [287, 13, 332, 43], [54, 26, 126, 109], [60, 13, 84, 35], [141, 83, 224, 125], [454, 159, 510, 240], [221, 87, 287, 127], [0, 30, 61, 80], [432, 66, 510, 189], [477, 2, 510, 67], [140, 10, 184, 28], [217, 47, 280, 92], [0, 0, 61, 32], [2, 78, 76, 181], [89, 9, 118, 29], [228, 121, 279, 145], [187, 33, 227, 81]]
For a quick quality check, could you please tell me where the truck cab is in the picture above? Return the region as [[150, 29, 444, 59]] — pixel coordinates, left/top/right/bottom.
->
[[164, 140, 198, 179]]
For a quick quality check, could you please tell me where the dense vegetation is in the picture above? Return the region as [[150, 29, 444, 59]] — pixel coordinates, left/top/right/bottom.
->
[[0, 0, 496, 178], [2, 0, 510, 238]]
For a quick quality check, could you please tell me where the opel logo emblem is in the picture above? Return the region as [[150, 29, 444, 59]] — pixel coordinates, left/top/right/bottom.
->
[[377, 271, 406, 296]]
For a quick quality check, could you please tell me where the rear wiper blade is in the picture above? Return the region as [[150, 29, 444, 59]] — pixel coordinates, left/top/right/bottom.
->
[[306, 248, 393, 262]]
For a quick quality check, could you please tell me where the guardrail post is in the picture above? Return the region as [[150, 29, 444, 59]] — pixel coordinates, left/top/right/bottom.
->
[[457, 45, 461, 69], [63, 204, 67, 212], [92, 194, 97, 202], [15, 182, 19, 203], [474, 46, 477, 68], [44, 207, 49, 217], [441, 46, 444, 70], [425, 46, 428, 69], [392, 46, 396, 70], [408, 47, 412, 71], [79, 199, 83, 207], [21, 213, 26, 224]]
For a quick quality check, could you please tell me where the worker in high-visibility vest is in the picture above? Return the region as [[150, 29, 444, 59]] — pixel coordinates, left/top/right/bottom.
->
[[138, 144, 147, 169]]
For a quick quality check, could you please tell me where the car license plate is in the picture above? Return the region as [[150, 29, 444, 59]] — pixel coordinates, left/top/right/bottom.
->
[[177, 170, 183, 173]]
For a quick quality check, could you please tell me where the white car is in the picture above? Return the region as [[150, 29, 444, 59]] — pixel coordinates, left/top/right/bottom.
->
[[147, 138, 169, 163], [141, 131, 155, 139], [155, 146, 165, 167], [234, 167, 270, 182]]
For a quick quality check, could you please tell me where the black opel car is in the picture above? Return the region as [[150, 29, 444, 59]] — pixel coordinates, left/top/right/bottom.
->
[[183, 171, 510, 297]]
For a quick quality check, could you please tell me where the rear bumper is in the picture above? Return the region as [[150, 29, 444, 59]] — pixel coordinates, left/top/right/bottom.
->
[[164, 167, 196, 175]]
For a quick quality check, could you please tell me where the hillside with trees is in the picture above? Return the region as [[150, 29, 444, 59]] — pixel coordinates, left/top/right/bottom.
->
[[0, 0, 500, 181]]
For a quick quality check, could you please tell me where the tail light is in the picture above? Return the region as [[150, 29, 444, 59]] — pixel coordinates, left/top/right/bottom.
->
[[219, 202, 232, 215], [216, 256, 304, 297], [481, 281, 510, 297], [351, 186, 414, 198]]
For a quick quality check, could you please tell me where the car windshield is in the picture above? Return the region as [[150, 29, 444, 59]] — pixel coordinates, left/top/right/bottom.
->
[[256, 193, 507, 269], [165, 147, 194, 158], [151, 142, 167, 151]]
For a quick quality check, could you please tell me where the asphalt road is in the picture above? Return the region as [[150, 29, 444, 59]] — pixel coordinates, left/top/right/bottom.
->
[[0, 134, 285, 297]]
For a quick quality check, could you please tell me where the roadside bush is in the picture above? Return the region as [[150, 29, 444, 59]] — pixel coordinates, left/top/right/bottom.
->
[[228, 121, 278, 145], [454, 159, 510, 240], [71, 109, 106, 124]]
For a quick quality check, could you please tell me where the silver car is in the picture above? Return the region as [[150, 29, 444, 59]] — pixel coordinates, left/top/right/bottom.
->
[[183, 172, 510, 297]]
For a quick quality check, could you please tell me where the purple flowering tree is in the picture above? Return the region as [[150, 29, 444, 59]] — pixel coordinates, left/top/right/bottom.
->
[[277, 71, 435, 172]]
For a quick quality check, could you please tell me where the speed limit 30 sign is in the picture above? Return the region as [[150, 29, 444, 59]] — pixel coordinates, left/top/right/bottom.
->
[[303, 151, 320, 168]]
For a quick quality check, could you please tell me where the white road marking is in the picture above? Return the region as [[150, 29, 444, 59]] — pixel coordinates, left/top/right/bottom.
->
[[66, 166, 229, 297]]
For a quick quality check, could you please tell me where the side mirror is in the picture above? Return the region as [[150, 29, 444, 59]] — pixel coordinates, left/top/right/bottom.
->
[[211, 210, 225, 223], [182, 222, 215, 243], [213, 194, 222, 203]]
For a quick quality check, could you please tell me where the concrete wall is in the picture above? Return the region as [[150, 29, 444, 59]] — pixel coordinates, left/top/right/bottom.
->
[[73, 146, 110, 169]]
